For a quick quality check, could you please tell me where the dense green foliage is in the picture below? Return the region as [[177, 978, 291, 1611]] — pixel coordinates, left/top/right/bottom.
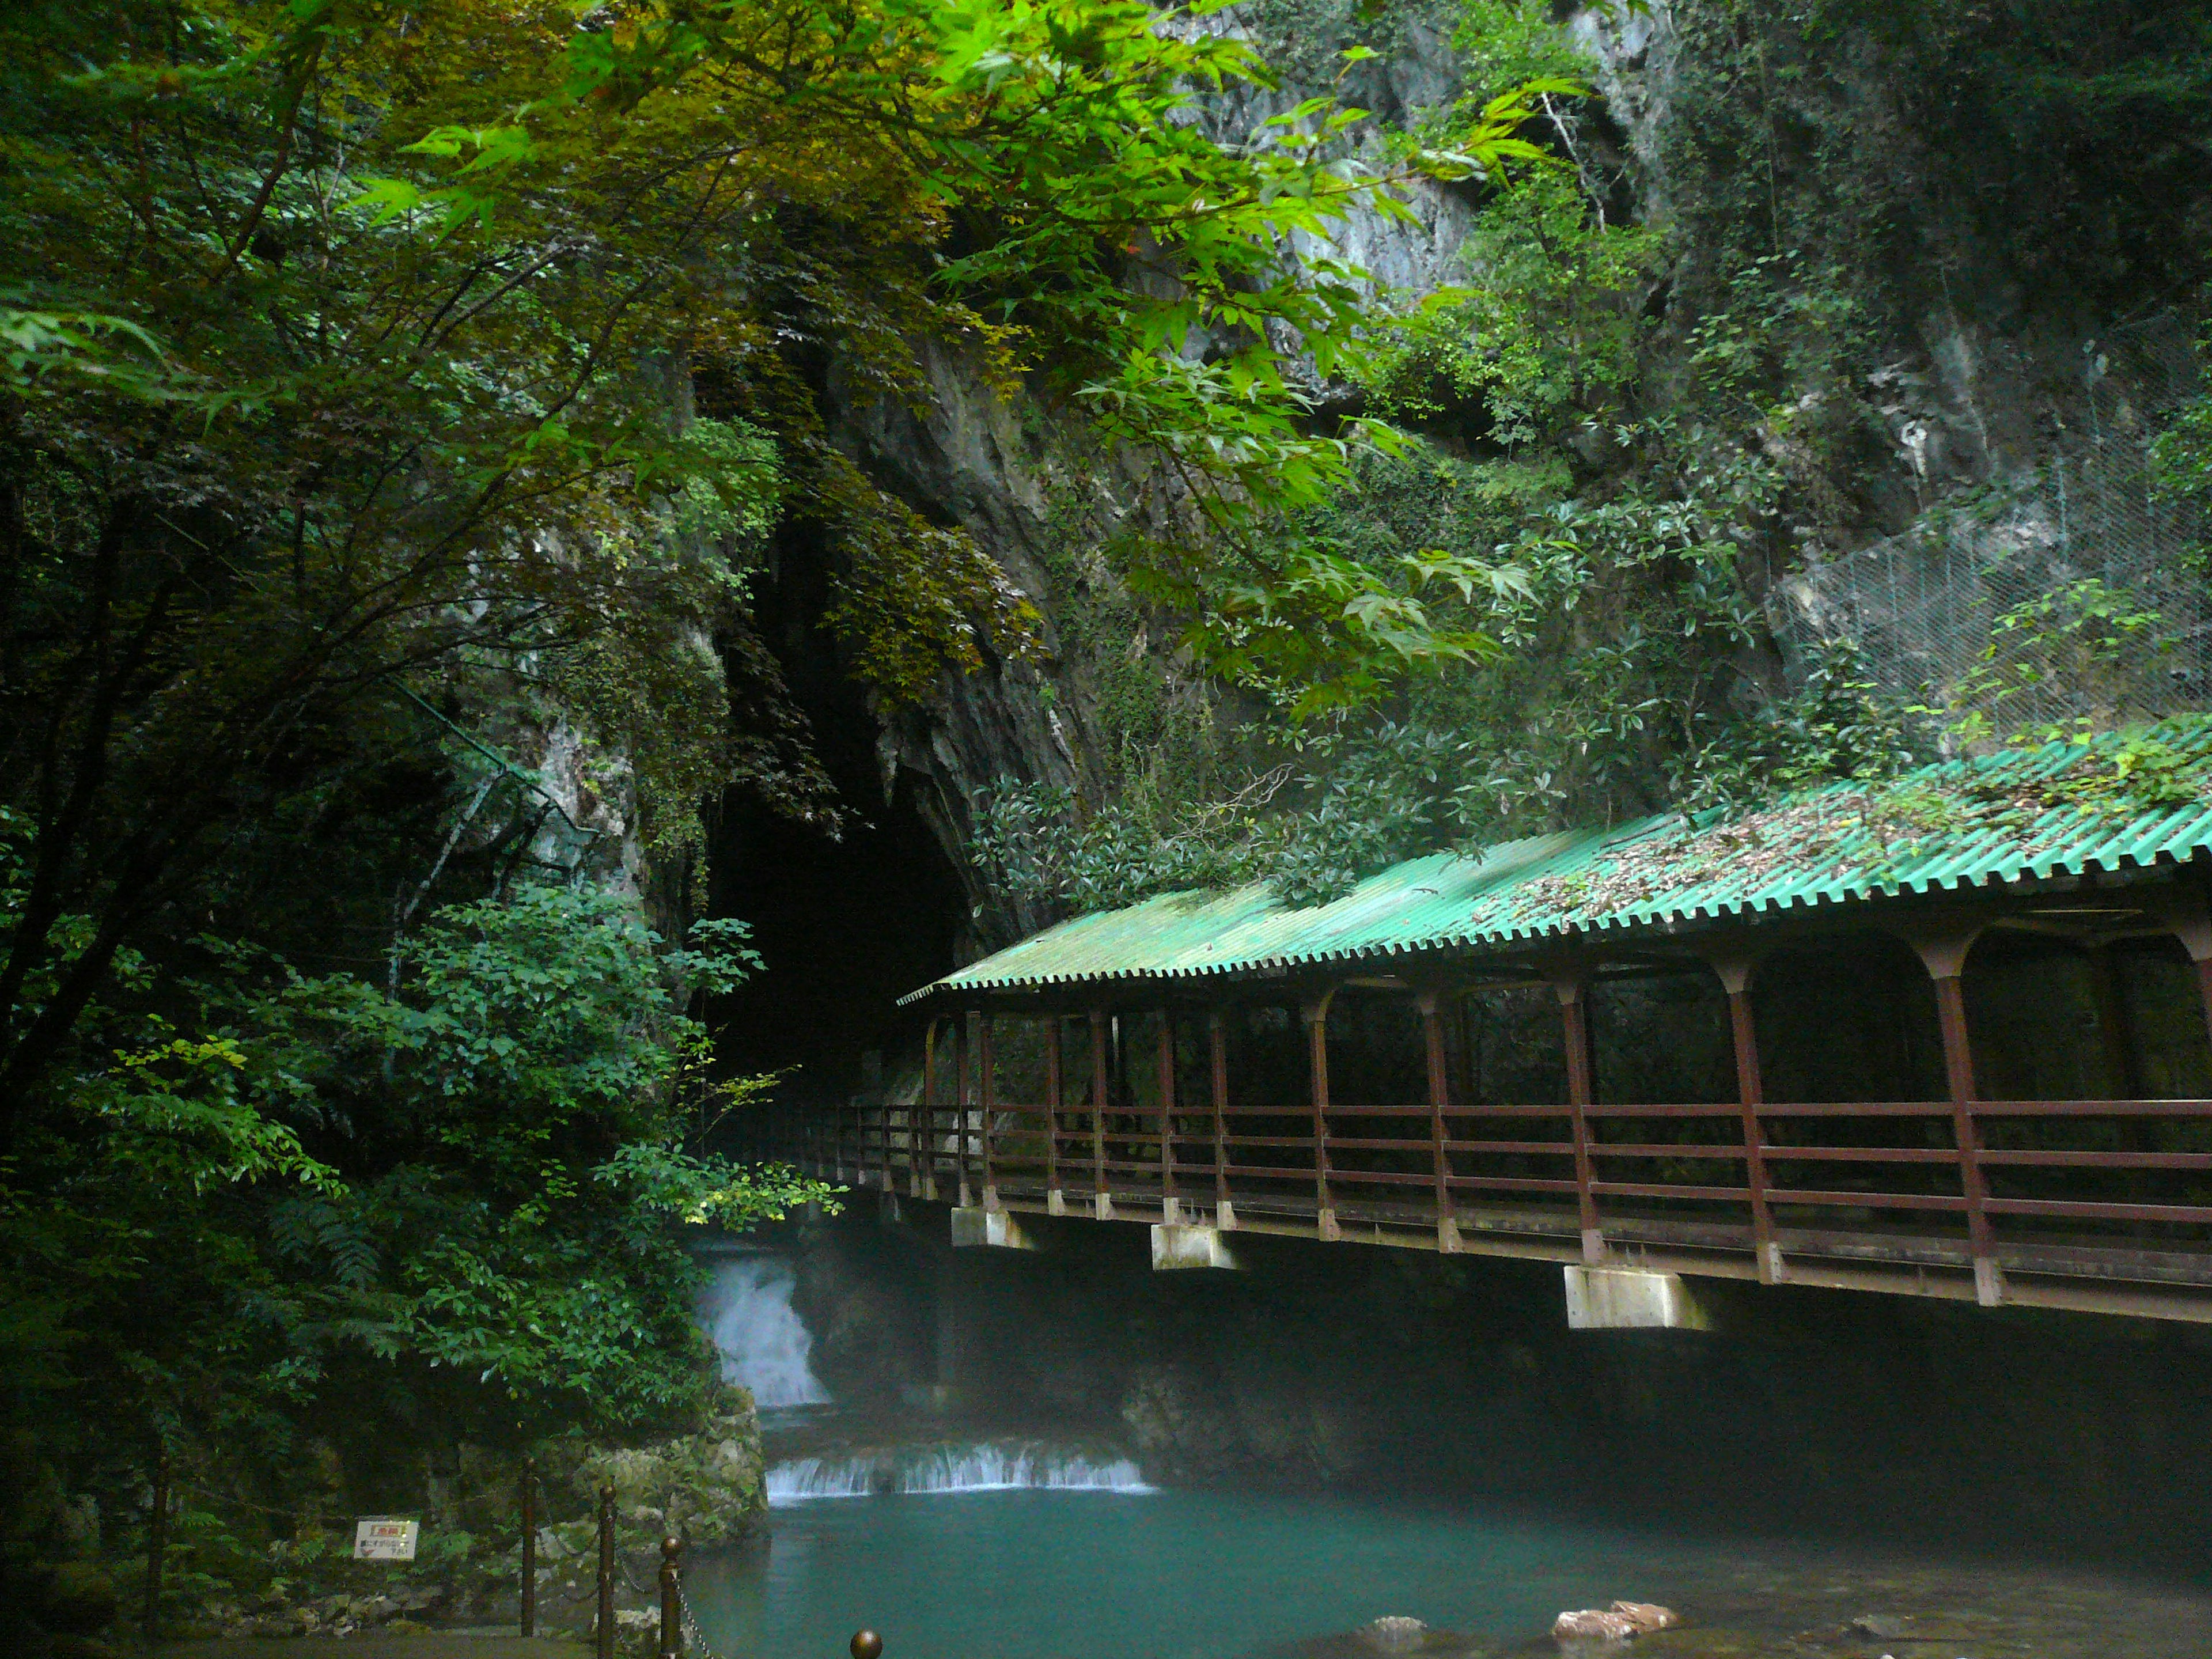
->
[[0, 0, 1577, 1630], [3, 0, 2211, 1636], [977, 0, 2212, 915], [0, 0, 1556, 1116], [0, 857, 832, 1634], [7, 881, 820, 1431]]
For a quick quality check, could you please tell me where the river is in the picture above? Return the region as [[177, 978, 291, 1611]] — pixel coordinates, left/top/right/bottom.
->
[[692, 1252, 2212, 1659], [686, 1450, 2212, 1659]]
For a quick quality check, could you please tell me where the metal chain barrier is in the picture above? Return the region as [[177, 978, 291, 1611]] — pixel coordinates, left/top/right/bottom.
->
[[674, 1574, 726, 1659], [666, 1552, 881, 1659]]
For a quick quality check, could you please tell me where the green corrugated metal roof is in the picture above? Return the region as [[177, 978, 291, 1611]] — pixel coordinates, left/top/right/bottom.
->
[[903, 719, 2212, 1003]]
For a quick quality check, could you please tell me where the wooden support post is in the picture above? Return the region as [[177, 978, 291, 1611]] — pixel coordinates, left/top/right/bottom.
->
[[1937, 969, 1999, 1306], [1209, 1010, 1234, 1230], [1707, 953, 1781, 1285], [595, 1484, 616, 1659], [1045, 1017, 1065, 1215], [1904, 925, 2000, 1306], [955, 1013, 974, 1209], [980, 1014, 998, 1211], [1418, 988, 1460, 1253], [1551, 973, 1604, 1265], [1936, 972, 2000, 1306], [918, 1020, 937, 1199], [1157, 1012, 1178, 1223], [1302, 993, 1339, 1241], [1089, 1008, 1113, 1220]]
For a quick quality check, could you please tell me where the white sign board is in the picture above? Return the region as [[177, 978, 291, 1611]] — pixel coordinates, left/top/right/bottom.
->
[[353, 1517, 419, 1561]]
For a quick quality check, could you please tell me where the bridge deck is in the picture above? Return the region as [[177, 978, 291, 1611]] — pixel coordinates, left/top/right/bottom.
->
[[755, 1094, 2212, 1323], [763, 858, 2212, 1323]]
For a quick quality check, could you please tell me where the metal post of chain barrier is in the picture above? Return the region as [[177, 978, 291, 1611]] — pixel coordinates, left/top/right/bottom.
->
[[520, 1457, 537, 1637], [851, 1631, 884, 1659], [595, 1483, 616, 1659], [658, 1536, 683, 1658]]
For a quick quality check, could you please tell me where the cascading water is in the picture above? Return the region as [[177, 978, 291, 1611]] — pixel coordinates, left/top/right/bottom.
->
[[766, 1441, 1153, 1503], [696, 1255, 831, 1408]]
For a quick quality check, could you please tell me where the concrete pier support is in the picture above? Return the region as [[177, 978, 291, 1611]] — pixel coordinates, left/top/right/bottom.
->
[[1152, 1224, 1240, 1271], [952, 1206, 1037, 1251], [1564, 1266, 1711, 1331]]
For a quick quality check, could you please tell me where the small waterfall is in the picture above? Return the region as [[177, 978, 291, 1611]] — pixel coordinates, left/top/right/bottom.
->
[[766, 1442, 1153, 1503], [764, 1456, 881, 1501], [897, 1444, 1153, 1495], [697, 1256, 830, 1408]]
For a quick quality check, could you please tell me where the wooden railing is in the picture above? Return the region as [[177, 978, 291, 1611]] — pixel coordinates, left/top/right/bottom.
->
[[747, 1094, 2212, 1290]]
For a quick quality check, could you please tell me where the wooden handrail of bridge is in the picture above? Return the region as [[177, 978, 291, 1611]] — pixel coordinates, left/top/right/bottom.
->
[[748, 1090, 2212, 1316]]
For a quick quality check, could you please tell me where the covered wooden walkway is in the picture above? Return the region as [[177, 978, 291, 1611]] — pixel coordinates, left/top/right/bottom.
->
[[749, 727, 2212, 1322]]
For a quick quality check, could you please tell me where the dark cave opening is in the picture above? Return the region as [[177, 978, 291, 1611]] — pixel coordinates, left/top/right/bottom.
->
[[705, 532, 969, 1107]]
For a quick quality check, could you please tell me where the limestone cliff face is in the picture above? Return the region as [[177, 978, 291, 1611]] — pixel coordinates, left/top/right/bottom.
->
[[823, 342, 1094, 947], [824, 19, 1505, 951], [810, 1, 2205, 949]]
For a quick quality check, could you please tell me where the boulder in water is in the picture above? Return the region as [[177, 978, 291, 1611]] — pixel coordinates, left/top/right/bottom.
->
[[1357, 1615, 1431, 1649], [1552, 1609, 1638, 1643], [1551, 1601, 1679, 1643]]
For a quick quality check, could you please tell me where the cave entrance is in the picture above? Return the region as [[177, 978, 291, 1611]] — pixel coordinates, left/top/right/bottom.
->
[[706, 536, 967, 1109]]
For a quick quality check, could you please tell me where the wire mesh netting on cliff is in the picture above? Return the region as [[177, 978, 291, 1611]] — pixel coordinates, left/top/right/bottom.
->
[[1773, 312, 2210, 736]]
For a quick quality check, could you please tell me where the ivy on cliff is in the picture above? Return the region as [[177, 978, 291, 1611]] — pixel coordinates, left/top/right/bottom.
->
[[972, 0, 2212, 919]]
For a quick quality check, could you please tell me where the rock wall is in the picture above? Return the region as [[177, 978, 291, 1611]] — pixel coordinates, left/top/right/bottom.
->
[[569, 1385, 770, 1550], [784, 1201, 2212, 1575], [812, 10, 1518, 951], [804, 1, 2206, 945]]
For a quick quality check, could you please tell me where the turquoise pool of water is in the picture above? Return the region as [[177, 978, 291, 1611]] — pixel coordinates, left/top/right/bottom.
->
[[681, 1483, 2212, 1659]]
